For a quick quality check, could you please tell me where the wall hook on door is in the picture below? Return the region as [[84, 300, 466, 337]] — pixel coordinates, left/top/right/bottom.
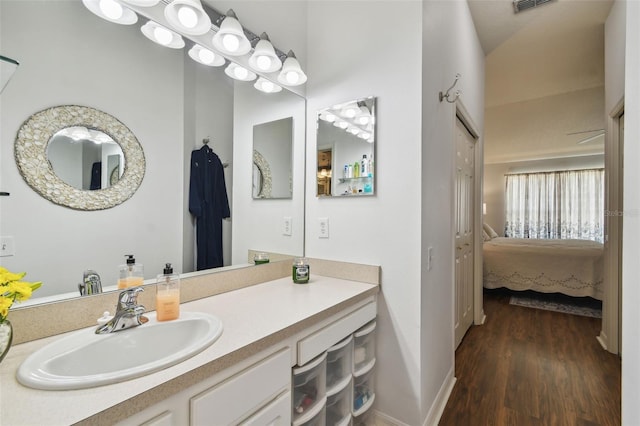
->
[[439, 73, 461, 103]]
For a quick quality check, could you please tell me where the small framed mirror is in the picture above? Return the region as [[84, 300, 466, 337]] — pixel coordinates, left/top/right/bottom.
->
[[316, 96, 376, 197], [252, 117, 293, 199]]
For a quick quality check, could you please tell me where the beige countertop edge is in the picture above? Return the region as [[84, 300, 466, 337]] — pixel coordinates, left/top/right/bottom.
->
[[77, 286, 378, 426]]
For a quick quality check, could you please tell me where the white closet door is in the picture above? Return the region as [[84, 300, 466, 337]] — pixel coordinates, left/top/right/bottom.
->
[[454, 117, 475, 349]]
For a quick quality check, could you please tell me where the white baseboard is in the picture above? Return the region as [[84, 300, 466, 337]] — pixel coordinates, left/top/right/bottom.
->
[[423, 367, 456, 426], [372, 409, 410, 426], [372, 368, 457, 426], [597, 331, 609, 351]]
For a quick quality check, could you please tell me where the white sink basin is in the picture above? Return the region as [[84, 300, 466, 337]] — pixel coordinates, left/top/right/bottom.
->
[[17, 311, 223, 390]]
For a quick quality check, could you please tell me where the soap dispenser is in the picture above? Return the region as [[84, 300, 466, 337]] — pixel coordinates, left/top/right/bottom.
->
[[118, 254, 144, 289], [156, 263, 180, 321]]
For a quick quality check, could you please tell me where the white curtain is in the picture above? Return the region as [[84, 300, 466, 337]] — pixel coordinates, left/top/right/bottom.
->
[[504, 169, 604, 242]]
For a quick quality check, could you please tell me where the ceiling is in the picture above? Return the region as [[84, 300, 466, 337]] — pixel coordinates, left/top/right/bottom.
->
[[467, 0, 614, 163]]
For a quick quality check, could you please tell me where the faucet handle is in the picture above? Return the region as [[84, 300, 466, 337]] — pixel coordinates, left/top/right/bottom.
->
[[117, 287, 144, 309]]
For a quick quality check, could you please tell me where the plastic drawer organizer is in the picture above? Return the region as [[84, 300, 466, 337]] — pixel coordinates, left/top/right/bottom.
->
[[292, 352, 327, 426], [352, 321, 376, 422], [292, 303, 377, 426]]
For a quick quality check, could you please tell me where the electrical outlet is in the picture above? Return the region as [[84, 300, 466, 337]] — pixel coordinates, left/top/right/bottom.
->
[[283, 216, 292, 236], [318, 217, 329, 238], [0, 236, 15, 257]]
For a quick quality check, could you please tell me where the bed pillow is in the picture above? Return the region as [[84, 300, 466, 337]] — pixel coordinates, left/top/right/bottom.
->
[[483, 223, 499, 239], [482, 229, 491, 242]]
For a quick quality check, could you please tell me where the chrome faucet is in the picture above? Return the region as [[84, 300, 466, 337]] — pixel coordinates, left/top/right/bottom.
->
[[79, 269, 102, 296], [96, 287, 149, 334]]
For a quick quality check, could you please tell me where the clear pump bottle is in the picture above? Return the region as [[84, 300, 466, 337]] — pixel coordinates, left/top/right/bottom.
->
[[118, 254, 144, 289], [156, 263, 180, 321]]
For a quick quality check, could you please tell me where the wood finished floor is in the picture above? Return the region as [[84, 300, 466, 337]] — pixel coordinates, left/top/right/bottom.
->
[[439, 289, 621, 426]]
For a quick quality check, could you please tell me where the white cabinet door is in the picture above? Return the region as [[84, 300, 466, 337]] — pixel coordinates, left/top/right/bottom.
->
[[190, 348, 291, 425], [240, 391, 291, 426]]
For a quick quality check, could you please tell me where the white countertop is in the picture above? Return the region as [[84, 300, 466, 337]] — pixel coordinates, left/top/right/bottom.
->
[[0, 275, 377, 426]]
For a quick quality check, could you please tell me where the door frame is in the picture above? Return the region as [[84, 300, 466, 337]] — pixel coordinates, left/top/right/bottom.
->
[[455, 101, 486, 327], [599, 98, 624, 355]]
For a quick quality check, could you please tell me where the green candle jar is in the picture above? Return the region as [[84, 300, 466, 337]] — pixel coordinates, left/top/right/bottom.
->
[[254, 252, 270, 265], [292, 258, 310, 284]]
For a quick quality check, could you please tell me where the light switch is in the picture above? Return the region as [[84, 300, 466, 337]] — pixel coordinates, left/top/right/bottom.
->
[[1, 236, 15, 257], [318, 217, 329, 238], [283, 217, 292, 236]]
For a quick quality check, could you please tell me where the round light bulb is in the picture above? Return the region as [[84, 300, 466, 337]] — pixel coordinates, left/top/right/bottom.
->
[[177, 5, 198, 28], [349, 127, 360, 135], [285, 71, 299, 85], [337, 121, 349, 129], [154, 26, 173, 45], [357, 116, 370, 125], [234, 66, 249, 80], [222, 34, 240, 52], [344, 107, 358, 118], [325, 113, 336, 122], [256, 55, 272, 71], [198, 48, 215, 64], [261, 80, 275, 92], [99, 0, 123, 20]]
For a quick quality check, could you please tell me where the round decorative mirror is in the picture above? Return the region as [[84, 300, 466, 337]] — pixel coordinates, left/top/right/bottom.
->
[[14, 105, 145, 210]]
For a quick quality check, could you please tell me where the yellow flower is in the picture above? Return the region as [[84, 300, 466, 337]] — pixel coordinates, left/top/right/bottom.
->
[[0, 297, 12, 319], [0, 267, 25, 284], [0, 267, 41, 322]]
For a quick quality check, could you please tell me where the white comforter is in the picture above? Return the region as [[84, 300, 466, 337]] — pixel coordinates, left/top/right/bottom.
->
[[483, 237, 604, 300]]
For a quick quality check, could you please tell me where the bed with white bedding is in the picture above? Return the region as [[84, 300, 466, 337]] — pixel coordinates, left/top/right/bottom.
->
[[483, 236, 604, 300]]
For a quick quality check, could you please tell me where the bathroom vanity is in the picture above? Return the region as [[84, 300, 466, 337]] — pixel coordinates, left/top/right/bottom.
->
[[0, 260, 379, 425]]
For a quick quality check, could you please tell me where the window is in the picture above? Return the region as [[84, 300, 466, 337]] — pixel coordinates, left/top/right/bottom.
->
[[504, 169, 604, 242]]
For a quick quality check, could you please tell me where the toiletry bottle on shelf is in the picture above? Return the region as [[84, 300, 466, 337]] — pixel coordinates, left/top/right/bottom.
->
[[118, 255, 144, 289], [353, 161, 360, 178], [361, 155, 368, 176], [348, 164, 353, 178], [156, 263, 180, 321]]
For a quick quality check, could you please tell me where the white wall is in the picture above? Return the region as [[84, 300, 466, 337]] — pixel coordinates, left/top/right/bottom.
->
[[605, 0, 626, 113], [483, 155, 605, 236], [421, 0, 485, 422], [306, 1, 484, 424], [305, 2, 423, 423], [621, 1, 640, 423], [484, 87, 605, 164], [0, 1, 184, 296]]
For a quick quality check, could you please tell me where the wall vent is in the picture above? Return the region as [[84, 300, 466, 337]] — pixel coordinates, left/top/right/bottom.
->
[[513, 0, 556, 13]]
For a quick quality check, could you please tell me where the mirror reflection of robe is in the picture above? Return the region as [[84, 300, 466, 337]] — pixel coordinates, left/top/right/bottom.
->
[[189, 146, 230, 270]]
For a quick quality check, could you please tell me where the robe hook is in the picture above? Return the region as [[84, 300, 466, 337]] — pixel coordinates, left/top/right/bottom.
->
[[439, 73, 461, 103]]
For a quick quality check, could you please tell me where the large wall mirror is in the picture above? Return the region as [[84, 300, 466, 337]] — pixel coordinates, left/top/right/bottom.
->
[[316, 96, 376, 197], [0, 0, 305, 304]]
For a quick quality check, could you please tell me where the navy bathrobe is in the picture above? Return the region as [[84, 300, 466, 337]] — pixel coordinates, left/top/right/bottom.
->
[[189, 146, 230, 270]]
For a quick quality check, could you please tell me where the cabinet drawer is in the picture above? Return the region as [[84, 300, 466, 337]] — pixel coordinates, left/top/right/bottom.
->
[[190, 348, 290, 425], [297, 302, 376, 365], [240, 391, 291, 426]]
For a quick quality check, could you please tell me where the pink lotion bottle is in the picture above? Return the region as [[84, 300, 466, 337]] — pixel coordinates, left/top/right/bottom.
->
[[156, 263, 180, 321]]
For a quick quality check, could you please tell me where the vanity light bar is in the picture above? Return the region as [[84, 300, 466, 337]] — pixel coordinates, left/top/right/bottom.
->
[[86, 0, 304, 92]]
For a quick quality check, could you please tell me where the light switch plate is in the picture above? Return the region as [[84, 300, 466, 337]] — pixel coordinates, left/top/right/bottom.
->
[[283, 217, 292, 236], [318, 217, 329, 238], [1, 236, 15, 257]]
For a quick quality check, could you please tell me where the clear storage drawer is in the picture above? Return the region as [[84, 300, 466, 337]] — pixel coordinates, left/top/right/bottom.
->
[[326, 376, 352, 426], [353, 320, 376, 375], [326, 335, 353, 393], [292, 352, 326, 423], [352, 360, 375, 416]]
